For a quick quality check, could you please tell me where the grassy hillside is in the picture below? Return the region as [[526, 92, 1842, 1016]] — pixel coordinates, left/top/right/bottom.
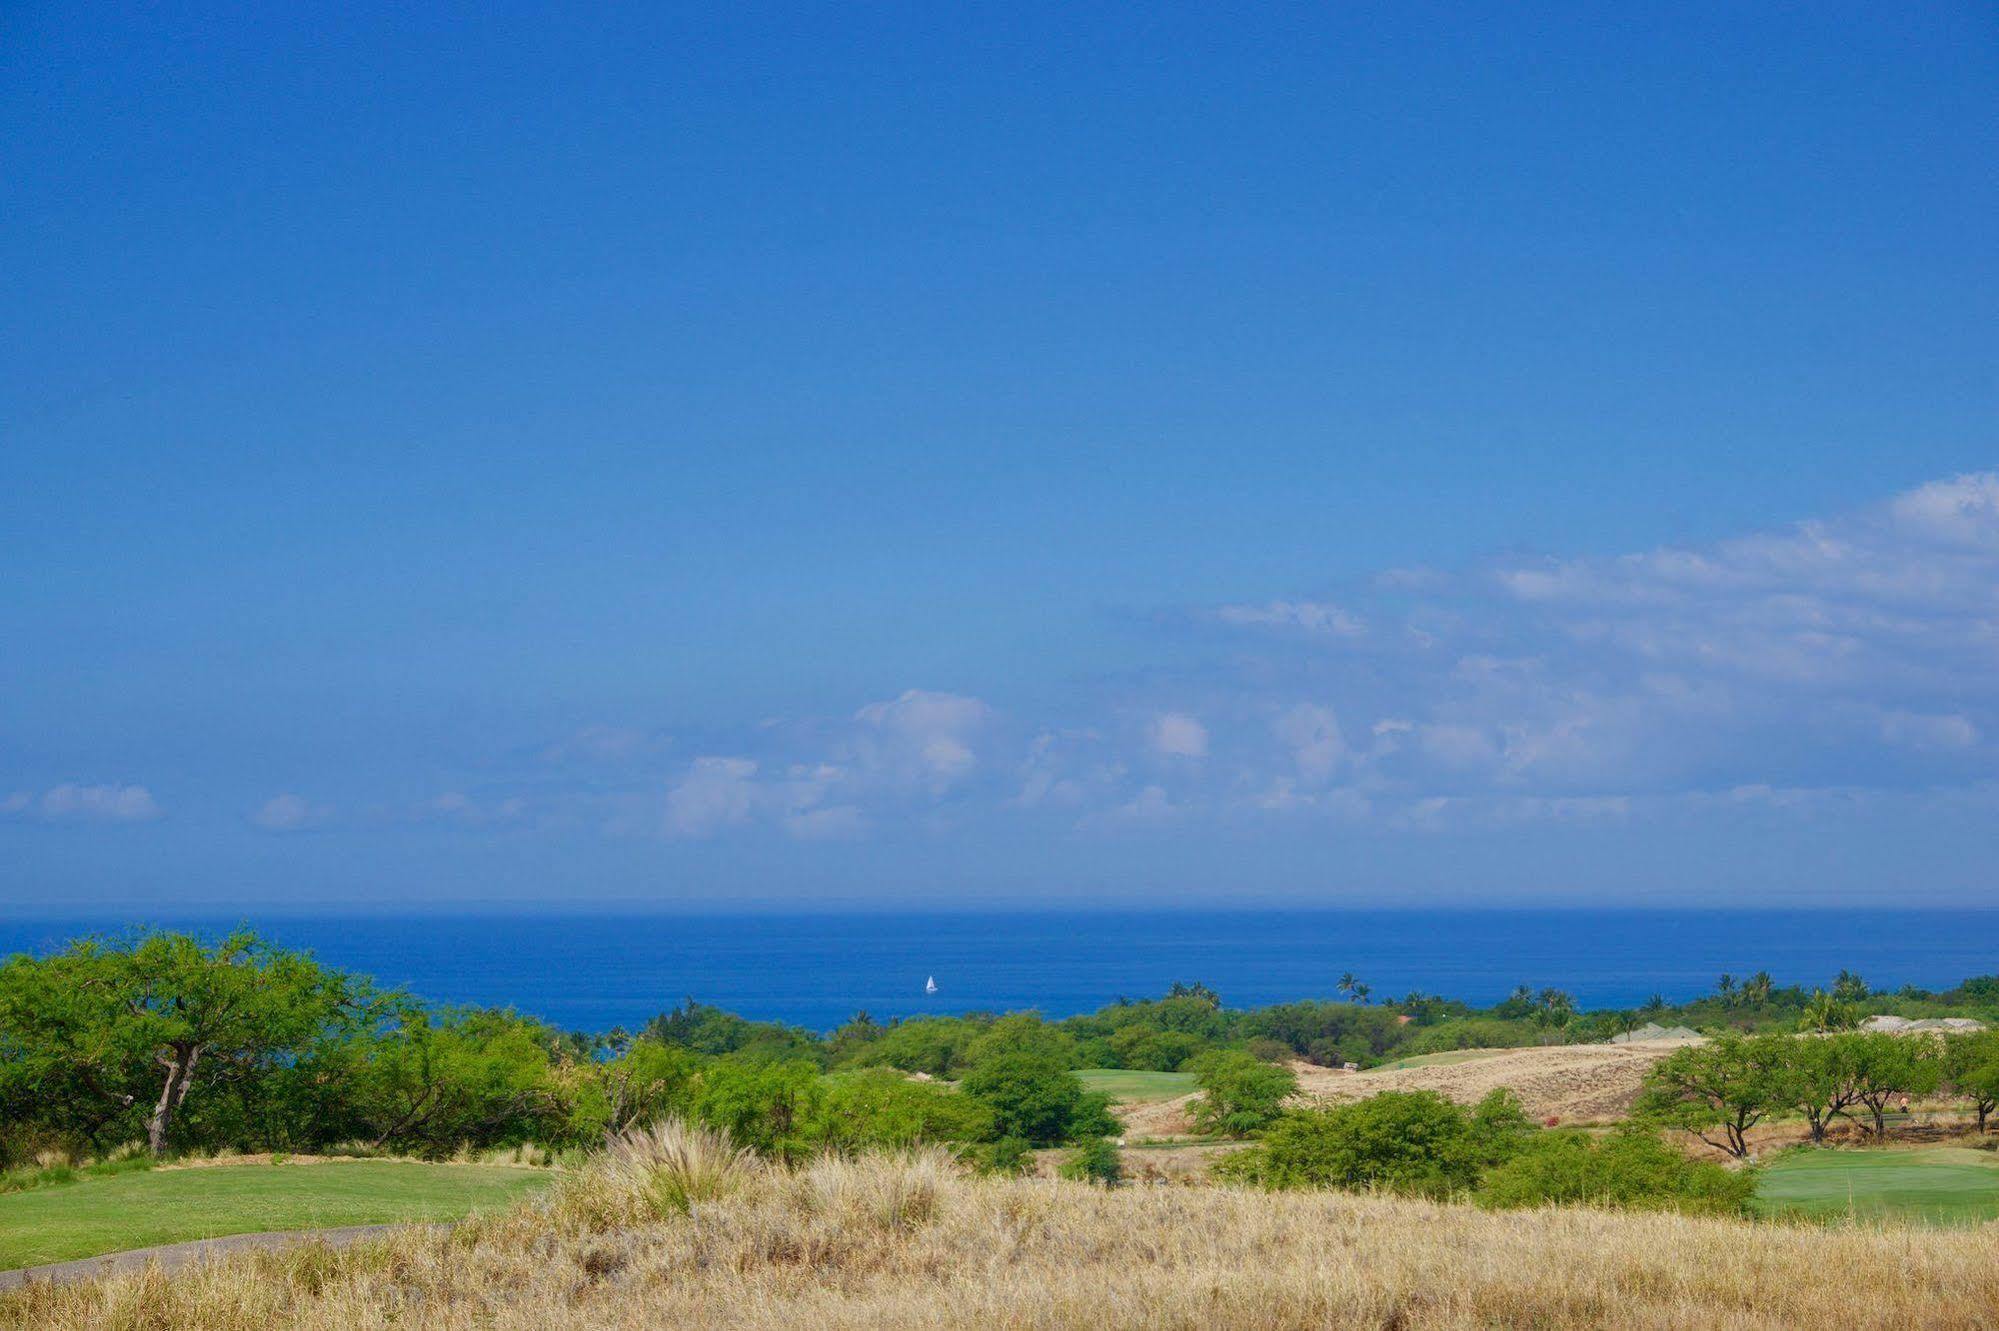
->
[[1754, 1146, 1999, 1227], [9, 1156, 1999, 1330], [0, 1162, 550, 1269]]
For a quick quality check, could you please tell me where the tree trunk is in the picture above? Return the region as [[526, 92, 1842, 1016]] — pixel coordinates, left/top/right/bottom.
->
[[148, 1045, 200, 1156]]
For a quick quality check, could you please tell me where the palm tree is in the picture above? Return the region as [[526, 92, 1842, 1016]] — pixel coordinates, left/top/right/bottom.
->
[[1800, 988, 1859, 1034], [1352, 982, 1372, 1005], [1337, 972, 1357, 1001], [1716, 973, 1736, 1005]]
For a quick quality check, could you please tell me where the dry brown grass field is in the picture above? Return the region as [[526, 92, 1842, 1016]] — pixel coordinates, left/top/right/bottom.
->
[[1291, 1039, 1697, 1123], [7, 1131, 1998, 1331], [1114, 1039, 1693, 1140]]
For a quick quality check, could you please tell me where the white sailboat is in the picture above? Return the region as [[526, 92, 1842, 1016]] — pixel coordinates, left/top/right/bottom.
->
[[924, 975, 938, 995]]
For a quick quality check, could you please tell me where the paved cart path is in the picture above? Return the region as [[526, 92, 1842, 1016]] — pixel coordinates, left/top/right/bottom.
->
[[0, 1223, 410, 1292]]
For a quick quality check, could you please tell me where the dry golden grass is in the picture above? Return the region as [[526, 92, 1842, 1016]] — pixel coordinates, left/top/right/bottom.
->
[[8, 1133, 1999, 1330], [1292, 1040, 1695, 1123]]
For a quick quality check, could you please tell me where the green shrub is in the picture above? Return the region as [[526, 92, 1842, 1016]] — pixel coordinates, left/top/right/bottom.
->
[[960, 1053, 1116, 1146], [1215, 1089, 1528, 1197], [1106, 1026, 1206, 1072], [1245, 1038, 1295, 1064], [1474, 1128, 1755, 1216], [691, 1057, 828, 1161], [974, 1136, 1035, 1176], [963, 1014, 1079, 1070], [819, 1068, 993, 1149], [1058, 1137, 1123, 1186], [1186, 1050, 1297, 1136]]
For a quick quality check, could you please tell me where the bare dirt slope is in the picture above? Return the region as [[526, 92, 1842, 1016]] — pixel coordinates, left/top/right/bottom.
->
[[1292, 1039, 1699, 1122]]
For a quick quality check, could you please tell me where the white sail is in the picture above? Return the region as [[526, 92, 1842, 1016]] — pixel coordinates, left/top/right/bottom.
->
[[924, 975, 938, 994]]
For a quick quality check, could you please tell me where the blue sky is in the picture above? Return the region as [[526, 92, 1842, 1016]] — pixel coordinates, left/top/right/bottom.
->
[[3, 3, 1994, 911]]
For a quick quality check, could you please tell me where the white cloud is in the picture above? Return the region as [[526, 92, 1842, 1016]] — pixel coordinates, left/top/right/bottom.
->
[[542, 724, 657, 764], [1273, 704, 1345, 783], [783, 804, 866, 839], [1880, 710, 1979, 751], [252, 793, 331, 832], [1088, 783, 1182, 827], [1149, 712, 1209, 759], [1214, 600, 1366, 637], [313, 472, 1999, 848], [2, 783, 162, 824], [661, 757, 761, 838], [418, 791, 528, 826], [1889, 472, 1999, 549], [851, 690, 990, 792]]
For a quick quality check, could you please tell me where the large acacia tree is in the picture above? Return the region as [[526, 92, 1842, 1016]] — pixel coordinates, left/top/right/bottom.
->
[[1635, 1033, 1790, 1158], [0, 929, 372, 1155]]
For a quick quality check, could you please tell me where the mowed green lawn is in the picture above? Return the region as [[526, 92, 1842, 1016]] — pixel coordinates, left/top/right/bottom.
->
[[1074, 1069, 1197, 1103], [1753, 1147, 1999, 1227], [1373, 1049, 1508, 1072], [0, 1161, 551, 1269]]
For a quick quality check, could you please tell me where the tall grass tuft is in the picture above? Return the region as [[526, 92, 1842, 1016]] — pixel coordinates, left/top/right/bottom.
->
[[550, 1118, 757, 1228], [798, 1146, 956, 1231]]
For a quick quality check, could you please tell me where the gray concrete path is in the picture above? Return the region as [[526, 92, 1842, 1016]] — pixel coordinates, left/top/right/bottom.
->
[[0, 1223, 405, 1292]]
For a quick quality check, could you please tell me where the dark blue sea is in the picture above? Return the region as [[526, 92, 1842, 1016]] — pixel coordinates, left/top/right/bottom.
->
[[4, 909, 1997, 1034]]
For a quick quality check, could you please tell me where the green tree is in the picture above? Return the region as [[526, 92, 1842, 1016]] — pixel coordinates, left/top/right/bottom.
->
[[1636, 1034, 1788, 1158], [1799, 988, 1860, 1034], [1533, 989, 1577, 1039], [1217, 1089, 1527, 1197], [1777, 1035, 1863, 1145], [1845, 1031, 1941, 1137], [962, 1014, 1079, 1070], [352, 1007, 569, 1153], [590, 1037, 702, 1135], [1474, 1127, 1756, 1216], [0, 930, 371, 1155], [848, 1017, 979, 1078], [818, 1068, 993, 1149], [691, 1057, 827, 1160], [959, 1053, 1115, 1146], [1058, 1136, 1123, 1185], [1943, 1031, 1999, 1133], [1185, 1050, 1297, 1136]]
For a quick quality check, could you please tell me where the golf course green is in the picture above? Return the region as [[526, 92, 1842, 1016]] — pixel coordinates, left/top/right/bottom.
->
[[1073, 1069, 1198, 1103], [0, 1160, 552, 1269], [1753, 1146, 1999, 1227]]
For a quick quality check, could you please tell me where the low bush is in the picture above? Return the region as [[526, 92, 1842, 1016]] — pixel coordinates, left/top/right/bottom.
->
[[1474, 1128, 1756, 1216], [1215, 1090, 1529, 1197], [1186, 1050, 1298, 1136], [1058, 1137, 1123, 1186], [960, 1053, 1117, 1146]]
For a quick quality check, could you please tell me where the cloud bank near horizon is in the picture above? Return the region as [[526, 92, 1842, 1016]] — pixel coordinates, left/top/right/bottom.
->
[[13, 472, 1998, 870]]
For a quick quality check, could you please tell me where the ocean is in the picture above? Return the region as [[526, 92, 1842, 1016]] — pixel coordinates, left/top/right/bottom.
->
[[4, 908, 1997, 1034]]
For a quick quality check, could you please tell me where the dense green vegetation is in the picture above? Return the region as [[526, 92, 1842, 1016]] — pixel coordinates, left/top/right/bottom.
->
[[8, 928, 1999, 1184], [1217, 1090, 1754, 1215], [0, 1161, 550, 1268], [1752, 1146, 1999, 1226]]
